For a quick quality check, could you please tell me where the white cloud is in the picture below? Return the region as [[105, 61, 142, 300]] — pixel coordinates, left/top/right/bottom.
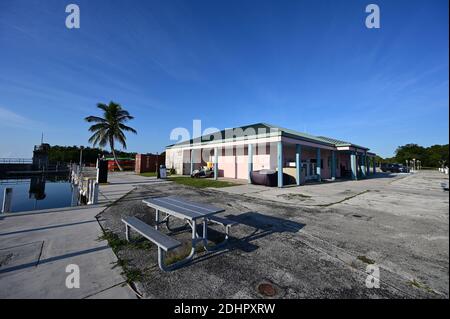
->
[[0, 106, 39, 129]]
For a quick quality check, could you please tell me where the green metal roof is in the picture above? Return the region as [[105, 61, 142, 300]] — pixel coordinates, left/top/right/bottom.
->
[[316, 136, 351, 146], [167, 122, 370, 151]]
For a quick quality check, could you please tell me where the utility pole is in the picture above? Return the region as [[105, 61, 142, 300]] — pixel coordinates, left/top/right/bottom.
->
[[79, 146, 84, 173], [156, 152, 160, 179]]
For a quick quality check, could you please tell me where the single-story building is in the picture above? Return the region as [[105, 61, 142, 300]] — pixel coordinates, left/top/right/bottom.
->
[[166, 123, 377, 187]]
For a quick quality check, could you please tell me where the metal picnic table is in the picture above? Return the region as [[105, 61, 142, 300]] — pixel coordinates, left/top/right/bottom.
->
[[141, 196, 231, 269]]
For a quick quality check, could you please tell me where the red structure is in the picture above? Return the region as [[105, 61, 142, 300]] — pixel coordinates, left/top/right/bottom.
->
[[106, 158, 135, 171], [135, 153, 165, 173]]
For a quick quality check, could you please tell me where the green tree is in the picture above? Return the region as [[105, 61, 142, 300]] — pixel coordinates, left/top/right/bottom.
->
[[85, 102, 137, 171], [394, 144, 427, 166], [426, 144, 449, 167]]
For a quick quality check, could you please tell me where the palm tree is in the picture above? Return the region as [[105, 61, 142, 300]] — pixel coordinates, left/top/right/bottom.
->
[[85, 102, 137, 171]]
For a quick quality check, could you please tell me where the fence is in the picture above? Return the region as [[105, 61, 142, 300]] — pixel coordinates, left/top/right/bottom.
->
[[0, 158, 33, 164], [69, 164, 99, 206]]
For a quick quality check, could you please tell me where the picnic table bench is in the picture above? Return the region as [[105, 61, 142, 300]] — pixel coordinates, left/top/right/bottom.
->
[[122, 196, 237, 271]]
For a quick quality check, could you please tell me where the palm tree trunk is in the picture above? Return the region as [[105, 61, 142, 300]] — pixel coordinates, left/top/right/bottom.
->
[[110, 139, 123, 171]]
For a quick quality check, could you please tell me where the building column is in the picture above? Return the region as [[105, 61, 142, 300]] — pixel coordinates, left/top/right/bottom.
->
[[296, 144, 302, 186], [351, 152, 358, 180], [373, 157, 376, 174], [277, 141, 283, 188], [360, 153, 366, 178], [214, 147, 218, 180], [316, 148, 321, 181], [190, 149, 195, 175], [331, 150, 336, 181], [248, 144, 253, 183], [366, 154, 370, 176]]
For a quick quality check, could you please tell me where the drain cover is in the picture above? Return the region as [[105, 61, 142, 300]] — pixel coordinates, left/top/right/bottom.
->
[[257, 283, 277, 297]]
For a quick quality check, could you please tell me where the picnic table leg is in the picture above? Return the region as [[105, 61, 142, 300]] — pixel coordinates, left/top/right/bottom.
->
[[155, 209, 160, 230], [125, 224, 130, 241], [166, 215, 190, 233], [203, 219, 231, 252], [202, 218, 208, 247], [157, 220, 198, 271], [190, 220, 197, 256]]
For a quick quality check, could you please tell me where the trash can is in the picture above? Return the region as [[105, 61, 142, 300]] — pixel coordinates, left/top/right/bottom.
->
[[97, 160, 108, 183], [159, 165, 167, 179]]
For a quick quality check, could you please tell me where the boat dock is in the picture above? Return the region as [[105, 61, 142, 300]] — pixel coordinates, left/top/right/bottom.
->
[[0, 172, 169, 298]]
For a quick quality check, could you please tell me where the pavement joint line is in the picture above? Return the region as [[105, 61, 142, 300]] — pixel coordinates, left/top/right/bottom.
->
[[81, 281, 134, 299], [94, 207, 137, 297], [36, 240, 45, 267]]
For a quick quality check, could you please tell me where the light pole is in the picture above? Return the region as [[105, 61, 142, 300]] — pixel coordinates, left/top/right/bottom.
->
[[155, 152, 160, 179], [79, 146, 84, 173]]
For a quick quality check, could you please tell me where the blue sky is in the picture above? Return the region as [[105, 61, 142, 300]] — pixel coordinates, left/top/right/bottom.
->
[[0, 0, 448, 158]]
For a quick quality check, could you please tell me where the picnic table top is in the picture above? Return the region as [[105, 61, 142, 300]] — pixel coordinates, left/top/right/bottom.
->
[[142, 196, 225, 220]]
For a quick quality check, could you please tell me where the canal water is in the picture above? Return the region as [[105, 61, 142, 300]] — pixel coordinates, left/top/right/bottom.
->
[[0, 174, 74, 213]]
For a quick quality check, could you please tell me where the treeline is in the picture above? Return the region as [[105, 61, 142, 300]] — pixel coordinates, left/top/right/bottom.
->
[[48, 145, 136, 164], [380, 143, 449, 168]]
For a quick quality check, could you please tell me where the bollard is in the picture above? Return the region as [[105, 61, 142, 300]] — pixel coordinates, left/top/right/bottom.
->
[[2, 188, 13, 213], [92, 182, 99, 204], [87, 179, 95, 204], [87, 180, 91, 204], [71, 184, 79, 206]]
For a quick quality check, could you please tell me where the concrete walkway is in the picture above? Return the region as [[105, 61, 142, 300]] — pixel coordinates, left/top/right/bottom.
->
[[0, 172, 165, 298]]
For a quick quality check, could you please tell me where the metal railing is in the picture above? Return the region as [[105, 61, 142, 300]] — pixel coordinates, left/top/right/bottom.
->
[[0, 158, 33, 164], [0, 179, 31, 185]]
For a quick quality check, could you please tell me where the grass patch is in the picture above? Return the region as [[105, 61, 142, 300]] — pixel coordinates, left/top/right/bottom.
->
[[357, 255, 375, 264], [113, 258, 143, 284], [408, 279, 437, 294], [140, 172, 157, 177], [168, 176, 237, 188], [165, 244, 206, 265], [98, 230, 145, 284], [98, 230, 128, 254]]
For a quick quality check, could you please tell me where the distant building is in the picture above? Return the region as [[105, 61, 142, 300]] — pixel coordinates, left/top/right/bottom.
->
[[103, 157, 135, 171], [32, 143, 50, 170], [135, 153, 165, 173]]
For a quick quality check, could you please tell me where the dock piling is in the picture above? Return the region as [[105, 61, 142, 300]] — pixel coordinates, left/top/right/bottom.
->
[[1, 188, 13, 213]]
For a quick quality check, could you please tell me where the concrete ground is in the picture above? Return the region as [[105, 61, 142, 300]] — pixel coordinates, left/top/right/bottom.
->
[[0, 172, 165, 298], [99, 170, 449, 299]]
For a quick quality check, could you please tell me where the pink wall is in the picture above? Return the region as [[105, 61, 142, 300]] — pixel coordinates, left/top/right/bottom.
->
[[194, 143, 352, 181]]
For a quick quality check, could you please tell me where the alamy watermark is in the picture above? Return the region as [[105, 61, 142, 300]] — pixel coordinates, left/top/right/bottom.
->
[[65, 4, 80, 29], [365, 4, 380, 29], [64, 4, 377, 30], [365, 264, 380, 288], [169, 120, 280, 165], [65, 264, 80, 289]]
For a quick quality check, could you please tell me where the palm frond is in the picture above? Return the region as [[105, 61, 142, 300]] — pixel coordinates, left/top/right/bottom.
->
[[88, 123, 110, 132], [85, 116, 107, 123], [118, 123, 137, 134]]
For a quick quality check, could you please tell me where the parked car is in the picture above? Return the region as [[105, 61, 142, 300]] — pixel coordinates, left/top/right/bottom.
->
[[380, 163, 409, 173]]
